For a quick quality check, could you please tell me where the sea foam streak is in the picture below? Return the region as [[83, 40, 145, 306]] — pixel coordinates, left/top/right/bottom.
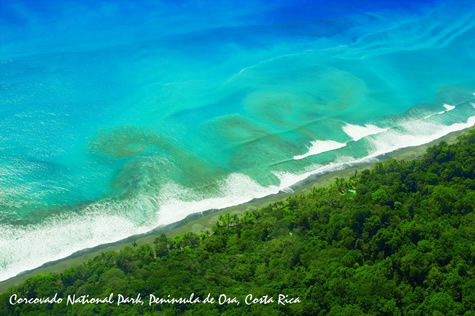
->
[[0, 198, 159, 282], [366, 116, 475, 158], [342, 123, 388, 141], [443, 104, 455, 111], [424, 103, 459, 119], [293, 140, 347, 160]]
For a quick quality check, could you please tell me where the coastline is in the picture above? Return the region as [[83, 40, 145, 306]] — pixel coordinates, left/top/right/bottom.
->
[[0, 126, 472, 293]]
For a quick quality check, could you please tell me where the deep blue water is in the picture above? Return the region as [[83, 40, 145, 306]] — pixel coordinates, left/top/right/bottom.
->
[[1, 0, 474, 281]]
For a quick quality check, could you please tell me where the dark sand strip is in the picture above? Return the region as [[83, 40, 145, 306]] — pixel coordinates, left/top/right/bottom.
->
[[0, 127, 472, 293]]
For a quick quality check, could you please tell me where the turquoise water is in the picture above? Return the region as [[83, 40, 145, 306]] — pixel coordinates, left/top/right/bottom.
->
[[1, 0, 475, 281]]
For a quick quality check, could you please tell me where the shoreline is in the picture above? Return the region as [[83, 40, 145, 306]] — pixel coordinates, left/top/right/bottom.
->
[[0, 127, 472, 293]]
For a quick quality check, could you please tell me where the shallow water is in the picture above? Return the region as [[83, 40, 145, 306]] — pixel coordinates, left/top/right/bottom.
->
[[1, 0, 474, 281]]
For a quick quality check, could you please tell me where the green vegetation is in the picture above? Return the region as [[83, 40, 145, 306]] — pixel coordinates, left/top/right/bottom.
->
[[1, 130, 474, 315]]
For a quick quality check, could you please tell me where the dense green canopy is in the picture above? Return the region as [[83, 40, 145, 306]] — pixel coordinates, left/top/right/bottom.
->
[[1, 130, 474, 315]]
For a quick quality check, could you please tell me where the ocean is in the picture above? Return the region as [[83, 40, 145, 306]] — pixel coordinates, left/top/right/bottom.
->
[[0, 0, 474, 281]]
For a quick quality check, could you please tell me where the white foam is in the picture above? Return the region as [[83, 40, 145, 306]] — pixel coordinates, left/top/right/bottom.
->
[[423, 103, 459, 120], [342, 123, 388, 141], [366, 116, 475, 158], [424, 112, 444, 119], [293, 140, 347, 160], [156, 157, 366, 227], [280, 187, 294, 194], [443, 103, 455, 111], [471, 102, 475, 108], [156, 173, 280, 226], [0, 197, 158, 282], [274, 155, 366, 191]]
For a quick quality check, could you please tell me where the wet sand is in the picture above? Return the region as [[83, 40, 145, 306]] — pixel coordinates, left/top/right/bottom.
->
[[0, 127, 472, 293]]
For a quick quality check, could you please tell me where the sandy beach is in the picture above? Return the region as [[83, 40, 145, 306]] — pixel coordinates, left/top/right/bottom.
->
[[0, 127, 472, 294]]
